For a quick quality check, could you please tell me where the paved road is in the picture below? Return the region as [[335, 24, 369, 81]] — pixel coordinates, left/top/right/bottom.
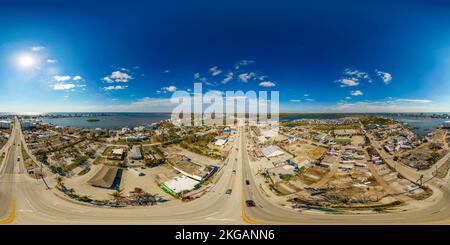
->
[[2, 122, 450, 224], [241, 126, 450, 224], [2, 121, 245, 224]]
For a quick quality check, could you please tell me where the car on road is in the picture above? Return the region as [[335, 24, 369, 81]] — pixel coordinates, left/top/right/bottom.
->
[[17, 157, 20, 162], [245, 200, 256, 207], [225, 189, 232, 195], [245, 180, 250, 185], [232, 170, 236, 174]]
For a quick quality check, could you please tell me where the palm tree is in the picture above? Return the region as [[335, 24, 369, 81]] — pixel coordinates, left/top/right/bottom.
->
[[55, 176, 64, 188], [109, 188, 125, 205]]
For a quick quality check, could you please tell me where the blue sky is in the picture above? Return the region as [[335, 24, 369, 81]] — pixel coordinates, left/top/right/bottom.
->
[[0, 0, 450, 113]]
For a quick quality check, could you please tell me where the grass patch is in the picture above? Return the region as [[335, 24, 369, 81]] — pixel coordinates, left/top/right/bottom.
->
[[78, 167, 91, 176]]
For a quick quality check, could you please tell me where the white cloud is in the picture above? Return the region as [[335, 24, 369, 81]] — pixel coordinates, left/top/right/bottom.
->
[[103, 70, 133, 83], [235, 60, 254, 70], [163, 85, 177, 92], [305, 98, 315, 102], [221, 71, 233, 84], [31, 46, 45, 52], [238, 72, 256, 83], [344, 69, 370, 80], [53, 83, 76, 90], [338, 78, 359, 87], [193, 73, 215, 85], [289, 99, 301, 103], [338, 68, 372, 86], [46, 59, 57, 64], [104, 85, 128, 91], [118, 67, 130, 72], [396, 99, 432, 103], [332, 99, 434, 113], [54, 75, 71, 82], [73, 76, 82, 81], [376, 70, 393, 85], [304, 93, 309, 97], [102, 77, 113, 83], [345, 96, 352, 100], [351, 90, 363, 96], [209, 66, 222, 76], [163, 70, 170, 73], [258, 81, 276, 87]]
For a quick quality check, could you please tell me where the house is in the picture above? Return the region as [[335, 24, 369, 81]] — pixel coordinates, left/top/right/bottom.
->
[[339, 163, 354, 170], [109, 148, 124, 160], [130, 145, 143, 160], [318, 161, 332, 168], [121, 127, 131, 134], [287, 136, 296, 144], [267, 164, 297, 183]]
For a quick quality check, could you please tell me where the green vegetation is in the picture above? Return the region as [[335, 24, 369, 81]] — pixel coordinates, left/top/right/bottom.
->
[[334, 138, 352, 144], [160, 184, 178, 197], [312, 123, 360, 132], [361, 116, 392, 126], [78, 167, 91, 176], [179, 132, 220, 158], [66, 155, 89, 171], [22, 145, 39, 169], [430, 151, 440, 162], [280, 174, 294, 181], [109, 188, 125, 204]]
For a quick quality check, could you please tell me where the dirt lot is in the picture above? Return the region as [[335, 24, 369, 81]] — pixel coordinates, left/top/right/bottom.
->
[[286, 142, 326, 163]]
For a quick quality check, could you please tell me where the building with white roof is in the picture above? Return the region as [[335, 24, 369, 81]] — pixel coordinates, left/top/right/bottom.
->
[[261, 145, 284, 158], [130, 145, 143, 160], [0, 120, 11, 129], [162, 175, 200, 194], [215, 138, 228, 146]]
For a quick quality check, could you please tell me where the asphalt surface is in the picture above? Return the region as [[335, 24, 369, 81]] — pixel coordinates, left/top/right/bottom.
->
[[1, 121, 450, 224]]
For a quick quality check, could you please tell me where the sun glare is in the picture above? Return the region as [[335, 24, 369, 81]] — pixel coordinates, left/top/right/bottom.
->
[[18, 54, 36, 68]]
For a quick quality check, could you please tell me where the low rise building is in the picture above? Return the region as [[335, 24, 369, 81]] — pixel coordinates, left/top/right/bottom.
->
[[261, 145, 284, 158], [130, 145, 143, 160], [0, 120, 11, 129], [161, 175, 200, 195], [109, 148, 125, 160]]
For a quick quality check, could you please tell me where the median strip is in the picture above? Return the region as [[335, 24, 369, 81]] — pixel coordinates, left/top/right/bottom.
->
[[0, 200, 16, 224]]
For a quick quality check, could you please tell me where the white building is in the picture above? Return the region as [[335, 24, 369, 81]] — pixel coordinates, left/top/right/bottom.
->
[[443, 121, 450, 129], [130, 145, 143, 160], [261, 145, 284, 158], [215, 138, 228, 146], [21, 120, 37, 129], [163, 175, 200, 194], [0, 120, 11, 129]]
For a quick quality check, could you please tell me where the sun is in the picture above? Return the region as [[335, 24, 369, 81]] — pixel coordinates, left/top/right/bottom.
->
[[17, 54, 36, 68]]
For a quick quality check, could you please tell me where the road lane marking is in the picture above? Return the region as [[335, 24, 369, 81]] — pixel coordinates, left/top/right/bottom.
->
[[0, 200, 16, 224]]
